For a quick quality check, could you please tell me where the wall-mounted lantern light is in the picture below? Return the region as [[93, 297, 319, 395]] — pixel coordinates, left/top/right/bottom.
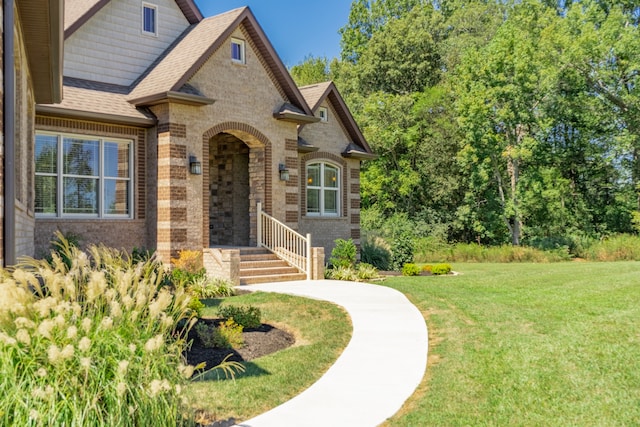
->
[[189, 155, 202, 175], [278, 163, 290, 181]]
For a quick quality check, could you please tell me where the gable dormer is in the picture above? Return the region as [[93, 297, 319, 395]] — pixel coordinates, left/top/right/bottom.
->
[[63, 0, 202, 87]]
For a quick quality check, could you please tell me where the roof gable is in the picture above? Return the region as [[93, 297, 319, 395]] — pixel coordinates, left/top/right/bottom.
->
[[299, 82, 374, 156], [64, 0, 202, 38], [128, 7, 314, 117]]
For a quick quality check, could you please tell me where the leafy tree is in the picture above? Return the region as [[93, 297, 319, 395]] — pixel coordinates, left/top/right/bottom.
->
[[290, 55, 332, 86], [456, 1, 561, 245]]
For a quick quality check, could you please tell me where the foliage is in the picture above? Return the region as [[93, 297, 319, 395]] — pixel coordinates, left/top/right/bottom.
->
[[195, 319, 243, 350], [218, 305, 262, 329], [325, 266, 359, 282], [290, 55, 332, 86], [329, 238, 357, 269], [338, 0, 640, 249], [578, 234, 640, 261], [189, 276, 235, 299], [361, 235, 391, 270], [325, 263, 379, 281], [356, 263, 380, 280], [402, 263, 421, 276], [187, 296, 205, 319], [48, 230, 81, 269], [390, 233, 415, 271], [415, 242, 571, 263], [431, 263, 452, 275], [0, 233, 211, 426]]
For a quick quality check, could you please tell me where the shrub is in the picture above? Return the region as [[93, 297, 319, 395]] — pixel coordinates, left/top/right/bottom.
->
[[422, 265, 433, 273], [361, 237, 391, 270], [325, 266, 359, 281], [356, 263, 379, 280], [0, 233, 207, 426], [188, 296, 205, 318], [390, 233, 414, 271], [197, 319, 244, 349], [190, 276, 235, 299], [431, 263, 452, 275], [329, 238, 357, 269], [402, 263, 421, 276], [218, 305, 262, 329]]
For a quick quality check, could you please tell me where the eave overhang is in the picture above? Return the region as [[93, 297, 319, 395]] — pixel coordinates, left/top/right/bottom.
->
[[129, 91, 216, 107], [18, 0, 64, 104], [36, 105, 157, 128]]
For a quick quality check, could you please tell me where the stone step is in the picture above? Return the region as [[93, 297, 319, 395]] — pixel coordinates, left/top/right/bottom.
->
[[240, 272, 307, 285], [240, 253, 281, 262], [240, 265, 301, 276], [240, 259, 291, 269]]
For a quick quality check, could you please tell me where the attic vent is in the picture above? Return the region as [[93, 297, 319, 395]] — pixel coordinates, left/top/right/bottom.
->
[[142, 3, 158, 36]]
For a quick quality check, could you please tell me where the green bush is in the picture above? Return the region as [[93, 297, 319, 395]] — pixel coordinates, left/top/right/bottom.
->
[[218, 305, 262, 329], [361, 237, 391, 270], [325, 266, 359, 281], [431, 263, 452, 275], [356, 263, 379, 280], [196, 319, 243, 349], [329, 238, 357, 268], [390, 233, 415, 271], [402, 263, 421, 276], [190, 277, 235, 299], [0, 234, 202, 426], [579, 234, 640, 261], [188, 296, 205, 318]]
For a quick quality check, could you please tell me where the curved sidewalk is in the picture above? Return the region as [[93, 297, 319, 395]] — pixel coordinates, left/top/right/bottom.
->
[[235, 280, 428, 427]]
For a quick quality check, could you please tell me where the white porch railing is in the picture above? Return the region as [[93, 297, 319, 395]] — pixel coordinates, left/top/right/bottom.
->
[[257, 202, 311, 280]]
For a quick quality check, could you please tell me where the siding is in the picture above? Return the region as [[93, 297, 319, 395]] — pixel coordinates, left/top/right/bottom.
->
[[64, 0, 190, 86]]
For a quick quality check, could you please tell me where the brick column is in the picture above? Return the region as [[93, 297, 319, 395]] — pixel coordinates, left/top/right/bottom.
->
[[156, 122, 188, 262], [311, 247, 325, 280]]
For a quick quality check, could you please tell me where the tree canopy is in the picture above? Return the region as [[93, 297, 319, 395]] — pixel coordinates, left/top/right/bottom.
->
[[292, 0, 640, 246]]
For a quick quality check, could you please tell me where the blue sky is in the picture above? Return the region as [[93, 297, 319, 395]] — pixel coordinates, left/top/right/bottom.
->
[[194, 1, 352, 67]]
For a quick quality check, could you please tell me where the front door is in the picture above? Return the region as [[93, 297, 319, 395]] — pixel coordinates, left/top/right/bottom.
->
[[209, 133, 250, 246]]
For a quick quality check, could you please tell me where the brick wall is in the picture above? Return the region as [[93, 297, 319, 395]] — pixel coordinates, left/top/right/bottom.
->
[[34, 116, 151, 256], [298, 99, 363, 256]]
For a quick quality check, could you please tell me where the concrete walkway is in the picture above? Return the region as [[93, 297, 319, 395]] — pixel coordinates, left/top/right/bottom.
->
[[235, 280, 428, 427]]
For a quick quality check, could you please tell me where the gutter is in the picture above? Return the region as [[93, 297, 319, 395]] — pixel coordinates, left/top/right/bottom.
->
[[3, 0, 15, 267]]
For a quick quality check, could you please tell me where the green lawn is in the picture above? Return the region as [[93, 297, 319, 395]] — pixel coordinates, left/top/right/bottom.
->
[[184, 291, 351, 423], [382, 262, 640, 426]]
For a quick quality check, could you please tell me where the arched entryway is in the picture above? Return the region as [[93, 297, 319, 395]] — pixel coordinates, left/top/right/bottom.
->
[[209, 133, 250, 246], [203, 123, 271, 248]]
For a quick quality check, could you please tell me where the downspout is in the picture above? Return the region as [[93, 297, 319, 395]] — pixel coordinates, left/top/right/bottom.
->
[[3, 0, 16, 267]]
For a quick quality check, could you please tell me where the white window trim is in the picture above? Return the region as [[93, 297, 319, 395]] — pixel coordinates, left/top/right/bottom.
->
[[231, 38, 246, 64], [306, 161, 341, 217], [318, 107, 328, 122], [35, 131, 135, 219], [142, 2, 158, 37]]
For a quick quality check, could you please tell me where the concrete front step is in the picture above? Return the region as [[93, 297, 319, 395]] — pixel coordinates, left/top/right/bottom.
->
[[241, 266, 301, 277], [240, 272, 308, 285]]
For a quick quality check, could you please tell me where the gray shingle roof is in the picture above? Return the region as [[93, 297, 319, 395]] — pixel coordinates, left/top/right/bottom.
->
[[38, 78, 154, 125], [128, 8, 245, 101]]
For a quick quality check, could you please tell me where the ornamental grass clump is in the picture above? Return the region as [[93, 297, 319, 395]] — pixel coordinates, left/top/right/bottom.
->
[[0, 232, 228, 426]]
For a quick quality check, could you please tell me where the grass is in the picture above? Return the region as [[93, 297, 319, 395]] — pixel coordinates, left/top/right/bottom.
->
[[184, 291, 351, 423], [381, 262, 640, 426]]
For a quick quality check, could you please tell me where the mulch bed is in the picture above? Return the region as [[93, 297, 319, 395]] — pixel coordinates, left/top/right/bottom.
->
[[184, 318, 295, 368]]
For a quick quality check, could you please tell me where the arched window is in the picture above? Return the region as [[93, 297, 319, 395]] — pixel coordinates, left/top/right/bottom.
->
[[306, 162, 340, 216]]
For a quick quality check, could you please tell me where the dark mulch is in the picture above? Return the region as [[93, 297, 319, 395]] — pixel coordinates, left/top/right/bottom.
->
[[184, 318, 295, 368]]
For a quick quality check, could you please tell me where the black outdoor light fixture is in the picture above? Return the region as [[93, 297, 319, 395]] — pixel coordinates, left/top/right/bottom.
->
[[279, 163, 290, 181], [189, 155, 202, 175]]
